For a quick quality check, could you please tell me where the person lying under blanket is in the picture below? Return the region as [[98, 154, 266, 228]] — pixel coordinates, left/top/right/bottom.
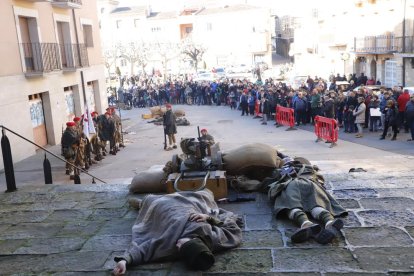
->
[[113, 190, 243, 275]]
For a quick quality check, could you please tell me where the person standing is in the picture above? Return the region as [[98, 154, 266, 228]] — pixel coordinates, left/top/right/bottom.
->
[[368, 95, 380, 132], [61, 122, 78, 177], [353, 96, 366, 138], [397, 89, 410, 133], [163, 103, 177, 151], [293, 91, 307, 126], [405, 95, 414, 141], [322, 96, 335, 119], [310, 89, 322, 124], [240, 91, 248, 116], [380, 100, 399, 140]]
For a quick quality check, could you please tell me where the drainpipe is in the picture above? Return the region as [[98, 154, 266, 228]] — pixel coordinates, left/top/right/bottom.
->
[[72, 9, 87, 114], [402, 0, 406, 87]]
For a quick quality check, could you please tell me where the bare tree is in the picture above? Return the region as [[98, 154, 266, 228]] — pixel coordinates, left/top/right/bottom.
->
[[103, 44, 120, 78], [150, 41, 181, 80], [181, 38, 206, 73], [118, 42, 150, 76]]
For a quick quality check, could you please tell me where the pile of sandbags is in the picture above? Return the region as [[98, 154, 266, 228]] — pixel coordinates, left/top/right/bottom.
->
[[223, 143, 283, 180], [174, 109, 185, 117], [129, 165, 167, 193], [149, 106, 166, 118], [149, 106, 185, 118]]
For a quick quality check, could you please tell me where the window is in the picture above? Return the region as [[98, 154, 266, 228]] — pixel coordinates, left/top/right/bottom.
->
[[206, 23, 212, 31], [134, 19, 139, 28], [101, 7, 105, 14], [151, 26, 161, 32], [120, 59, 127, 66], [185, 27, 193, 34], [116, 20, 122, 29], [82, 24, 94, 47]]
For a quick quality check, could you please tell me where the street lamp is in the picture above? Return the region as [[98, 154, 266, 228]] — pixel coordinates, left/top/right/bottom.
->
[[341, 52, 350, 75]]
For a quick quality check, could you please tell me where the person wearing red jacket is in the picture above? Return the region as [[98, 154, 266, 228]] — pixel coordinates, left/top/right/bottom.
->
[[397, 89, 410, 132]]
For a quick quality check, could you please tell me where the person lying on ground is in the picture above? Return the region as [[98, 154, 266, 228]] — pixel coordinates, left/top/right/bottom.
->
[[264, 156, 347, 244], [113, 190, 243, 275]]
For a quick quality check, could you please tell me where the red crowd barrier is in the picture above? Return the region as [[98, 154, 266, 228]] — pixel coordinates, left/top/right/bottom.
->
[[275, 105, 296, 130], [254, 100, 262, 118], [314, 115, 338, 147]]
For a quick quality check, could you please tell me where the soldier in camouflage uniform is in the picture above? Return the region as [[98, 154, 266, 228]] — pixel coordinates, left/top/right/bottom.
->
[[110, 107, 125, 151], [62, 122, 78, 177], [98, 112, 115, 155], [91, 111, 104, 161], [73, 117, 86, 170]]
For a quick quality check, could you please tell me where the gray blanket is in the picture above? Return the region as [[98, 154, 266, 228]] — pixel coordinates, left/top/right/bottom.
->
[[119, 190, 242, 266]]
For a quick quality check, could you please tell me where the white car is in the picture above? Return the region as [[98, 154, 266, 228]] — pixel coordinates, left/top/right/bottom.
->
[[353, 85, 382, 96], [227, 64, 251, 74], [193, 72, 218, 82]]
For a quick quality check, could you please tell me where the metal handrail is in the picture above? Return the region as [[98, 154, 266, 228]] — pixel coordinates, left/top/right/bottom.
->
[[0, 125, 106, 184]]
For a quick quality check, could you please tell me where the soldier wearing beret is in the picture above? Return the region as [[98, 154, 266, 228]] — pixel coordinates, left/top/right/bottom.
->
[[61, 122, 78, 178]]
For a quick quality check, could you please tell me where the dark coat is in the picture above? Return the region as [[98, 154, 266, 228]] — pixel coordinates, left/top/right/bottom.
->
[[62, 128, 78, 148], [262, 98, 271, 115], [323, 98, 335, 118], [293, 97, 307, 111], [163, 110, 177, 134], [267, 165, 347, 218], [405, 101, 414, 122], [99, 115, 115, 141]]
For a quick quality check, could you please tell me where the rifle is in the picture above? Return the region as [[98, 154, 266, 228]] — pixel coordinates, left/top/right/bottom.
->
[[163, 127, 167, 150], [197, 126, 206, 159]]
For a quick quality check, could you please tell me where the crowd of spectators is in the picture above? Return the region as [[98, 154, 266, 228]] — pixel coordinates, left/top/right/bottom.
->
[[108, 72, 414, 142]]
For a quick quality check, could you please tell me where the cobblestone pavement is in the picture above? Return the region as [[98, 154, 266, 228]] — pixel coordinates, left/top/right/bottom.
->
[[1, 105, 414, 275]]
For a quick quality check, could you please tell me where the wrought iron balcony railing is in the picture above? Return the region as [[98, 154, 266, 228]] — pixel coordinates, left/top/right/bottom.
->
[[60, 43, 89, 70], [352, 35, 414, 54], [20, 42, 61, 75]]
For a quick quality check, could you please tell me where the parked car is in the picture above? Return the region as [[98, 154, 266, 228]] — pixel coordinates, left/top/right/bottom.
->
[[227, 64, 251, 74], [353, 85, 382, 96], [290, 75, 308, 90], [214, 67, 226, 77], [193, 72, 218, 82]]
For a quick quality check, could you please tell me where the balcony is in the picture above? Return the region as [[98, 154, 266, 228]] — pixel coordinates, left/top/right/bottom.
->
[[352, 35, 414, 54], [60, 43, 89, 71], [20, 42, 61, 77], [23, 0, 52, 2], [51, 0, 82, 9]]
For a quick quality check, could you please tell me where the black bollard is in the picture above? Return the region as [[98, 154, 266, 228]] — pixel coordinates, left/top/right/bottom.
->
[[74, 174, 81, 184], [43, 154, 53, 184], [1, 129, 17, 192]]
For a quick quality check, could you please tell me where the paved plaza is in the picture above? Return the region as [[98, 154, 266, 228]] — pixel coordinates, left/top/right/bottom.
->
[[1, 105, 414, 275]]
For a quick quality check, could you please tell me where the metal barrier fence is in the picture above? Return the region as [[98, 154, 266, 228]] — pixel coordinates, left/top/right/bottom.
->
[[275, 105, 296, 130], [314, 115, 338, 148], [254, 100, 263, 118]]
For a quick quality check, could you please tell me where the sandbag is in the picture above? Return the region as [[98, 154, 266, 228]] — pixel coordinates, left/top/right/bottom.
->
[[223, 143, 282, 176], [129, 165, 166, 193], [174, 109, 186, 117], [150, 106, 167, 117]]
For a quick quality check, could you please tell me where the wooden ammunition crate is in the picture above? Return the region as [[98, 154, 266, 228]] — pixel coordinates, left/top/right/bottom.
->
[[141, 114, 153, 119], [166, 170, 227, 200]]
